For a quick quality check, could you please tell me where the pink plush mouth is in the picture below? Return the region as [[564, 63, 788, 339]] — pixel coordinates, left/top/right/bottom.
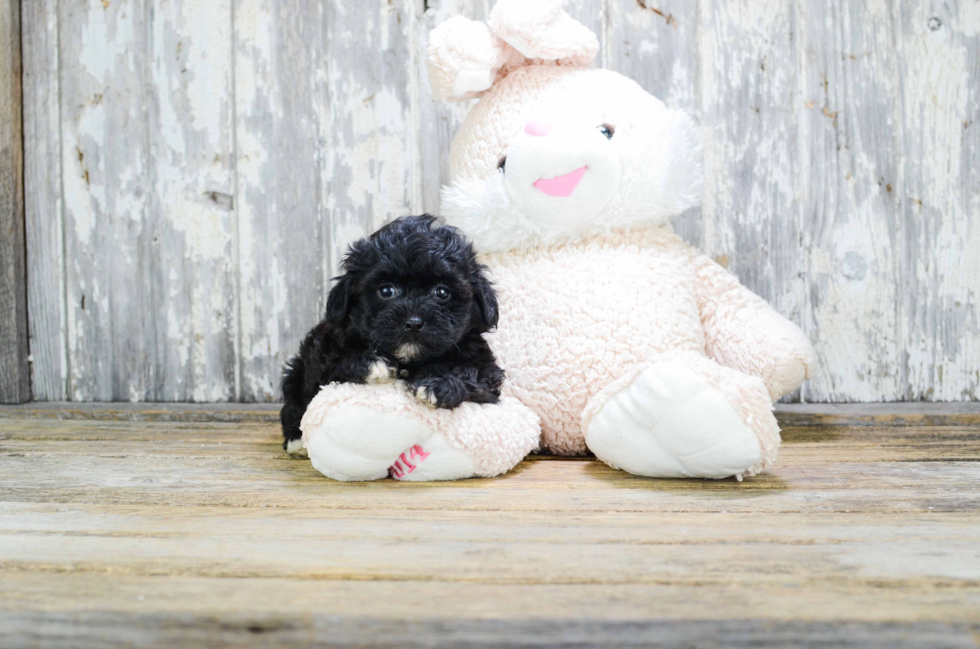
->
[[533, 166, 587, 197]]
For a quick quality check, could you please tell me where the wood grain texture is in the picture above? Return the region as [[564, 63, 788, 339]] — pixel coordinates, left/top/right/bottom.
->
[[897, 1, 980, 401], [3, 400, 980, 427], [55, 0, 237, 401], [233, 0, 327, 402], [417, 0, 491, 214], [0, 0, 29, 404], [324, 0, 420, 266], [146, 0, 238, 402], [21, 0, 66, 402], [0, 408, 978, 646], [2, 613, 977, 649], [57, 0, 151, 400], [798, 1, 906, 402], [19, 1, 980, 402]]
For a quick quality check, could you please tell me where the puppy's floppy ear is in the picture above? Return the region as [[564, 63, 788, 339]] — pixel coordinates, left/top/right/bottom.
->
[[469, 261, 499, 333], [326, 239, 371, 323], [326, 275, 355, 323]]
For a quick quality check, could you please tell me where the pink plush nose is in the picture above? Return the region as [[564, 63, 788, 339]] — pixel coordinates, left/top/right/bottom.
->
[[524, 118, 555, 137]]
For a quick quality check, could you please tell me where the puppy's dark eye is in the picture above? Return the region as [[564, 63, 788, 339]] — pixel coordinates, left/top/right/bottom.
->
[[378, 284, 400, 299], [598, 124, 615, 140], [497, 156, 506, 173], [432, 286, 450, 301]]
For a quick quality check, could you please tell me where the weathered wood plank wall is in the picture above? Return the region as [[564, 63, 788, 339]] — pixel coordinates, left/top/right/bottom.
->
[[0, 0, 30, 404], [21, 0, 980, 403]]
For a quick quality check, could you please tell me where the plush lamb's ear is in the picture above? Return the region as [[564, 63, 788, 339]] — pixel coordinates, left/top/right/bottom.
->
[[488, 0, 598, 67], [427, 15, 521, 101]]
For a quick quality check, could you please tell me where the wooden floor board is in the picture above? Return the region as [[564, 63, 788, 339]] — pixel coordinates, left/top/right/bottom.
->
[[0, 406, 978, 647], [3, 400, 980, 426]]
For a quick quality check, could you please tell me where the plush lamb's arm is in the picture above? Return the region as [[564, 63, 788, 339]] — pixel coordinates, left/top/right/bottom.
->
[[692, 253, 815, 400]]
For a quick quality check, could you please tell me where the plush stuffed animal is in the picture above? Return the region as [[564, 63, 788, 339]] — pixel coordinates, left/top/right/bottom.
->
[[299, 0, 815, 482]]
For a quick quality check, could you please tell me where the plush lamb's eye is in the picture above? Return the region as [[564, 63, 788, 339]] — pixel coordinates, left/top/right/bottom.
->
[[433, 286, 451, 301], [378, 284, 400, 299], [598, 124, 615, 140], [497, 156, 507, 173]]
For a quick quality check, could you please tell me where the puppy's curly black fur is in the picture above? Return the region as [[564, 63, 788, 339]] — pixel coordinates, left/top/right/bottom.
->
[[280, 215, 504, 453]]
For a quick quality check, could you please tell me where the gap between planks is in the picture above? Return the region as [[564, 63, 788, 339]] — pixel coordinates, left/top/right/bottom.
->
[[1, 401, 979, 428]]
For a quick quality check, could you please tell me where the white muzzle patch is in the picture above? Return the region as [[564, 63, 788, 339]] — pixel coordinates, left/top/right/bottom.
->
[[396, 343, 422, 362]]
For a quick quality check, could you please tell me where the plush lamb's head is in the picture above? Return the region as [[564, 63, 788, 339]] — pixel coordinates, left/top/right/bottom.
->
[[428, 0, 703, 252]]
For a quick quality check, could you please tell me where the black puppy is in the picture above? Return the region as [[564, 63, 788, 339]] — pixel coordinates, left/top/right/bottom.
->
[[280, 215, 504, 455]]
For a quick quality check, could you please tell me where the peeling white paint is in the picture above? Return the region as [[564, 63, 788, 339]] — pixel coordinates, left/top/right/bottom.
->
[[62, 105, 105, 247], [181, 0, 232, 134], [78, 1, 135, 84], [168, 199, 233, 260], [147, 0, 237, 401], [959, 1, 980, 37], [900, 2, 979, 400]]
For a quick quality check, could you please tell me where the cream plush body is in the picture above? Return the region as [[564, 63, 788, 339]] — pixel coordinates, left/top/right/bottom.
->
[[299, 0, 814, 481]]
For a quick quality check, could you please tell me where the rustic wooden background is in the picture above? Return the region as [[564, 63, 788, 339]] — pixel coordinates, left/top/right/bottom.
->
[[1, 0, 29, 404], [14, 0, 980, 404]]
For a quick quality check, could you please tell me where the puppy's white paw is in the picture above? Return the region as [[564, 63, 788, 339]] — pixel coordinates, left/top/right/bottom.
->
[[365, 359, 397, 384], [413, 385, 439, 408], [285, 438, 308, 458]]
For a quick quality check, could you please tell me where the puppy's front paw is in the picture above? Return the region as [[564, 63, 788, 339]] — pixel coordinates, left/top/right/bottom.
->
[[284, 438, 308, 458], [413, 385, 440, 408], [365, 359, 397, 384], [411, 377, 465, 409]]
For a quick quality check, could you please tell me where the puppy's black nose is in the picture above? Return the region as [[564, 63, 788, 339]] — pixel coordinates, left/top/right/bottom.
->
[[404, 316, 424, 331]]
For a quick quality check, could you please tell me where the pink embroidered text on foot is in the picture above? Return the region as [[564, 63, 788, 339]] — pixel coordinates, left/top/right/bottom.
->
[[388, 445, 430, 478]]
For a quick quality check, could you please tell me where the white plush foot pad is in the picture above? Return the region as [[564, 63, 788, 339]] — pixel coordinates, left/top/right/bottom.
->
[[304, 405, 477, 482], [306, 407, 427, 481], [585, 362, 762, 479]]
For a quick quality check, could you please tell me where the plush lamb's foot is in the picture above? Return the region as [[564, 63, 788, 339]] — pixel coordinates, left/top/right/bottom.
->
[[582, 351, 780, 479], [301, 382, 540, 482], [304, 405, 430, 481]]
